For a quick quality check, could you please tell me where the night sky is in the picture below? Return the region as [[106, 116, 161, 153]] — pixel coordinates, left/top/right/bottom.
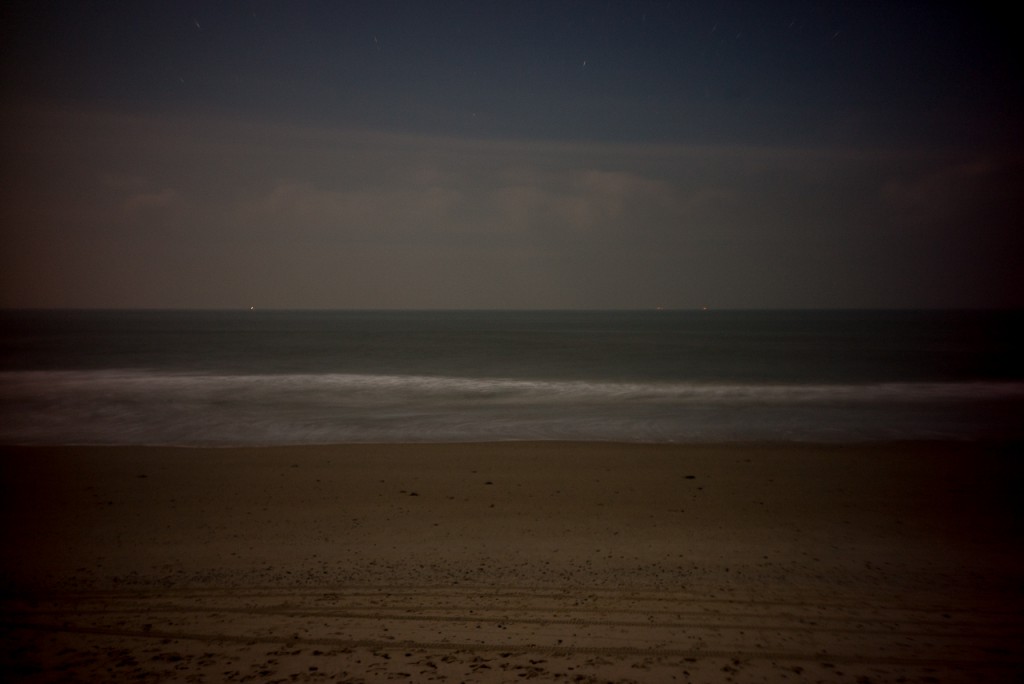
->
[[2, 1, 1021, 309]]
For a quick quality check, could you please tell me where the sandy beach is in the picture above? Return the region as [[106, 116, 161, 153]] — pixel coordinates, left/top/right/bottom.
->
[[2, 441, 1022, 682]]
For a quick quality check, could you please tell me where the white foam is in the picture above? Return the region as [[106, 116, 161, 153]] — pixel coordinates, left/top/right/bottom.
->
[[4, 369, 1024, 403], [2, 369, 1022, 446]]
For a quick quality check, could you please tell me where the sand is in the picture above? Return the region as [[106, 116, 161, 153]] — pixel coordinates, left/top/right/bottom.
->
[[1, 441, 1022, 682]]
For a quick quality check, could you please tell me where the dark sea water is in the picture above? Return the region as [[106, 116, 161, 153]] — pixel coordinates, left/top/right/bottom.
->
[[1, 309, 1021, 445]]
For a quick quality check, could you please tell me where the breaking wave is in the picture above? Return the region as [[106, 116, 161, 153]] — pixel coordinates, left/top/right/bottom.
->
[[2, 370, 1022, 446]]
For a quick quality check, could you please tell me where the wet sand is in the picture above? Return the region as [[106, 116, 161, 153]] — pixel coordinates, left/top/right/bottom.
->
[[2, 441, 1022, 682]]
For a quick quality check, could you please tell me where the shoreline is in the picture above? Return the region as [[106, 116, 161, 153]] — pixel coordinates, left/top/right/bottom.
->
[[3, 441, 1022, 682], [3, 436, 1020, 448]]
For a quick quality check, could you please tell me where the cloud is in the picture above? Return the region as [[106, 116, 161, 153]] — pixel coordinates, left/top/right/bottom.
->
[[2, 102, 1020, 308], [557, 170, 675, 230], [232, 180, 465, 246], [122, 188, 182, 217], [881, 159, 1000, 226], [480, 168, 678, 243]]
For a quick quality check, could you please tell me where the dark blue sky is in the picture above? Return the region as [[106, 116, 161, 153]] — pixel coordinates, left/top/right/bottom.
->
[[2, 1, 1021, 308]]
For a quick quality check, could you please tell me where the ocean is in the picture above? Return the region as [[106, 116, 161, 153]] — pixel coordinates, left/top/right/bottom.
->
[[1, 309, 1021, 445]]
